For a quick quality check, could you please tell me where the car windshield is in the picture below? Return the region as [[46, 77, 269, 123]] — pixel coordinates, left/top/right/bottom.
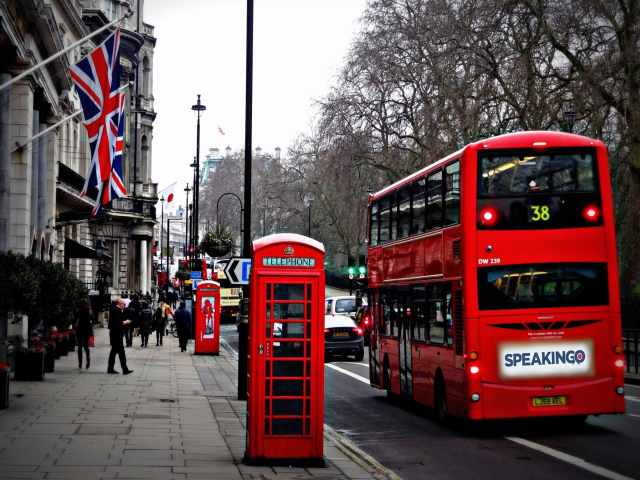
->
[[335, 298, 356, 314]]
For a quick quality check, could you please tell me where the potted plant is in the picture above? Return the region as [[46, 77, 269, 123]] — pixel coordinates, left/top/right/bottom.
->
[[0, 362, 9, 409], [200, 225, 234, 258]]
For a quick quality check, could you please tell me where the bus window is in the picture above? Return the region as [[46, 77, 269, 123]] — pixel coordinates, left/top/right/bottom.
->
[[427, 283, 451, 345], [390, 194, 398, 241], [478, 263, 608, 310], [381, 291, 393, 336], [370, 203, 379, 246], [411, 179, 426, 234], [411, 285, 427, 341], [397, 188, 411, 239], [427, 170, 443, 229], [379, 198, 390, 243], [444, 161, 460, 226]]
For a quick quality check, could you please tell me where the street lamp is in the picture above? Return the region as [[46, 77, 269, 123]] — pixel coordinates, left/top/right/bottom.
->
[[184, 183, 191, 259], [303, 193, 313, 237], [216, 192, 243, 254], [191, 95, 206, 260], [160, 194, 165, 274]]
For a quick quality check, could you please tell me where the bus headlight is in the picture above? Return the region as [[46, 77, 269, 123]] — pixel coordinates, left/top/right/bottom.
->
[[471, 393, 481, 402], [616, 386, 624, 395]]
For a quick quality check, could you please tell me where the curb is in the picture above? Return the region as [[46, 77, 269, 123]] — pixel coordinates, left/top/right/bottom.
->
[[324, 424, 402, 480]]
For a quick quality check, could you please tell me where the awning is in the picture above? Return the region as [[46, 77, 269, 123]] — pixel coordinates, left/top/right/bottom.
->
[[63, 237, 112, 270]]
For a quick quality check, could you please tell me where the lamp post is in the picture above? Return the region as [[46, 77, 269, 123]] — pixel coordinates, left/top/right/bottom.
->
[[191, 95, 206, 261], [160, 194, 164, 274], [238, 0, 254, 401], [184, 183, 191, 258], [216, 192, 243, 254], [303, 193, 313, 237], [166, 216, 171, 290], [190, 156, 197, 263]]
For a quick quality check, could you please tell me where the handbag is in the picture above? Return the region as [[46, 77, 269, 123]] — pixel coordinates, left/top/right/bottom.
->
[[88, 335, 95, 348]]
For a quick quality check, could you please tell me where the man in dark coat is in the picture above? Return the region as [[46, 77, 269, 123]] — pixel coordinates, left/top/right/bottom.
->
[[174, 301, 192, 352], [139, 301, 153, 348], [108, 298, 134, 374]]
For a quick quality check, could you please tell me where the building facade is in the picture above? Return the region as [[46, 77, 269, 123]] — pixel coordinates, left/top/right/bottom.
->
[[0, 0, 157, 295]]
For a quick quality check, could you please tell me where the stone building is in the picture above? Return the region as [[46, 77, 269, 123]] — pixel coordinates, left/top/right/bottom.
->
[[0, 0, 157, 295]]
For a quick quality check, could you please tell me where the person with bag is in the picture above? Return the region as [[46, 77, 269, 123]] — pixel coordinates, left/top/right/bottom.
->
[[174, 301, 192, 352], [139, 301, 153, 348], [75, 300, 94, 369], [108, 298, 133, 375], [154, 299, 172, 346]]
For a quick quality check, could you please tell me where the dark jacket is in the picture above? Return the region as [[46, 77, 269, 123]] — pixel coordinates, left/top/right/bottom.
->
[[139, 307, 153, 334], [75, 309, 94, 339], [174, 307, 191, 336], [108, 303, 125, 344]]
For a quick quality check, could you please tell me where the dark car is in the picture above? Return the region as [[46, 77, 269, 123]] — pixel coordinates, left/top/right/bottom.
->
[[324, 314, 364, 361]]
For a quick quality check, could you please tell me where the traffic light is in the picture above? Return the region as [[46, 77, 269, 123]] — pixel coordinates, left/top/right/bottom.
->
[[358, 265, 366, 279], [347, 266, 355, 279]]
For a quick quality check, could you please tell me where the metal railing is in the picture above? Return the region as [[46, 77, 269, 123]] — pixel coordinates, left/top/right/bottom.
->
[[623, 329, 640, 376]]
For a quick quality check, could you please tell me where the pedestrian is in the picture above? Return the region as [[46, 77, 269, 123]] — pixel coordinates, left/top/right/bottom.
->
[[139, 301, 152, 348], [75, 300, 93, 369], [108, 298, 134, 375], [125, 295, 140, 347], [174, 301, 191, 352], [154, 299, 172, 346]]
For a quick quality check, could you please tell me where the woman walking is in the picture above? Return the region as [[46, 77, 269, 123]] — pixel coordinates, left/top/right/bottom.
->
[[75, 301, 93, 369]]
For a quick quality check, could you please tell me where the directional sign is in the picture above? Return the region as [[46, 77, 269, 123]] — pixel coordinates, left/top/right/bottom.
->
[[190, 271, 202, 280], [224, 257, 252, 285]]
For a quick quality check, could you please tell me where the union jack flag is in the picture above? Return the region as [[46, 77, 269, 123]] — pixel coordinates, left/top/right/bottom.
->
[[69, 29, 127, 216]]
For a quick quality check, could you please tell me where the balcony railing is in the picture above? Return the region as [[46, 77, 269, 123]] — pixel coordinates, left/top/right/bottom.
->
[[111, 197, 156, 219]]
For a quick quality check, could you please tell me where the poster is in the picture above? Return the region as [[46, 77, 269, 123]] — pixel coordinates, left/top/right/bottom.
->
[[201, 296, 215, 339]]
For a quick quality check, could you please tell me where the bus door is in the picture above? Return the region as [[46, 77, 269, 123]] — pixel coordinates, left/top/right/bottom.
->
[[398, 301, 413, 398]]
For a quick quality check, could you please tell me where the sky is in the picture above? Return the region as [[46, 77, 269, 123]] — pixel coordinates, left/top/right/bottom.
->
[[146, 0, 369, 206]]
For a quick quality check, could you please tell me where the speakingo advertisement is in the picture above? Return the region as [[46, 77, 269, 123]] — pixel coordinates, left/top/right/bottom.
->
[[498, 340, 594, 379]]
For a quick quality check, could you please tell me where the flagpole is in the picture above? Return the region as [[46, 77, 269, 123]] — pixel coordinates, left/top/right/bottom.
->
[[0, 10, 133, 93], [11, 110, 81, 153]]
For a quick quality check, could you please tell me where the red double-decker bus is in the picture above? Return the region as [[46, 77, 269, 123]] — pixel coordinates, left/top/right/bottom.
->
[[367, 131, 625, 421]]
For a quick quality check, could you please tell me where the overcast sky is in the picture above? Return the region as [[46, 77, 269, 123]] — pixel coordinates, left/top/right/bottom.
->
[[146, 0, 368, 205]]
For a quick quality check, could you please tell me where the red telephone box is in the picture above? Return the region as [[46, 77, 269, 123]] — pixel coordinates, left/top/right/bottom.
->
[[245, 234, 325, 466], [194, 280, 221, 355]]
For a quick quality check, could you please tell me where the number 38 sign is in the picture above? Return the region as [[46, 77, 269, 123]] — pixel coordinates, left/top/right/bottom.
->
[[528, 204, 551, 222]]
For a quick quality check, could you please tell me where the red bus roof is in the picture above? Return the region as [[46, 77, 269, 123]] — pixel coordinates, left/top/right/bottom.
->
[[253, 233, 325, 254], [370, 131, 604, 202]]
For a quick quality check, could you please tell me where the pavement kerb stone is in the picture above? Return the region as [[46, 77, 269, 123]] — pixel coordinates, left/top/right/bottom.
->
[[323, 424, 401, 480]]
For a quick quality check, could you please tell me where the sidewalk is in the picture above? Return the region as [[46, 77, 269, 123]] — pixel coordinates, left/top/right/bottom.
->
[[0, 328, 392, 480]]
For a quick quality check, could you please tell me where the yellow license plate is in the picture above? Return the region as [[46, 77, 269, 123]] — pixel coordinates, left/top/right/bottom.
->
[[333, 332, 349, 338], [532, 395, 567, 407]]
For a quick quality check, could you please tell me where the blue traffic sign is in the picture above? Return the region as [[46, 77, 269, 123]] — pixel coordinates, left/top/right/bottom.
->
[[190, 271, 202, 280], [224, 257, 252, 285]]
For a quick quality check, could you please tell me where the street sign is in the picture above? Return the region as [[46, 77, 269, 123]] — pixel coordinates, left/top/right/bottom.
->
[[191, 271, 202, 280], [224, 257, 252, 285]]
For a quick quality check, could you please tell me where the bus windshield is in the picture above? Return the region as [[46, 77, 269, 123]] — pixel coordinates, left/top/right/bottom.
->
[[479, 150, 597, 196], [478, 263, 608, 310], [477, 149, 601, 229]]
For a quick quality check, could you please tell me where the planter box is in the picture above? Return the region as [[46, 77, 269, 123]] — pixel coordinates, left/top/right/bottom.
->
[[0, 367, 9, 409], [44, 345, 55, 373], [56, 337, 68, 357], [14, 350, 45, 381]]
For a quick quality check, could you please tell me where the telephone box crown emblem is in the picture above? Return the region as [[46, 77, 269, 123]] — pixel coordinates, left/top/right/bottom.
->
[[284, 245, 295, 256]]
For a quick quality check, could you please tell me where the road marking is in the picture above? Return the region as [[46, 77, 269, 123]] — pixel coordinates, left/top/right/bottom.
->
[[335, 362, 369, 367], [627, 413, 640, 419], [326, 364, 370, 385], [506, 437, 635, 480]]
